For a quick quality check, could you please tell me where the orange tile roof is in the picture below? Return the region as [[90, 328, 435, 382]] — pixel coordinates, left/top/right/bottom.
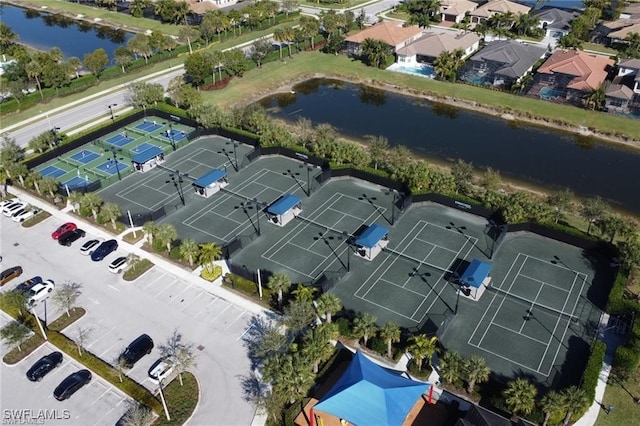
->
[[345, 21, 423, 46], [537, 50, 614, 91]]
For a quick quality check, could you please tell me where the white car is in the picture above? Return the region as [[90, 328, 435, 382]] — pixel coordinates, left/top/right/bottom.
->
[[2, 202, 25, 217], [108, 256, 129, 274], [27, 280, 55, 306], [148, 357, 175, 384], [80, 239, 101, 255], [11, 207, 40, 223], [0, 198, 20, 210]]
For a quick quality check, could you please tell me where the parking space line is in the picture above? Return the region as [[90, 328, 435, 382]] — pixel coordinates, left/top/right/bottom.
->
[[99, 340, 125, 360], [153, 277, 182, 297], [90, 387, 112, 406], [140, 271, 169, 290], [237, 322, 254, 341], [168, 282, 197, 302], [108, 285, 120, 292], [208, 302, 232, 323], [85, 325, 117, 349], [223, 310, 248, 332], [178, 290, 208, 311]]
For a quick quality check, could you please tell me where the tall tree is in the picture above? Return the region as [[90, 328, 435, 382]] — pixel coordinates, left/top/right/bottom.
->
[[0, 321, 30, 351], [50, 282, 83, 317], [156, 223, 178, 253], [503, 378, 537, 417], [179, 239, 200, 267], [560, 386, 589, 426], [379, 322, 401, 359], [178, 26, 200, 55], [580, 196, 608, 234], [101, 202, 122, 230], [114, 47, 134, 73], [546, 188, 574, 224], [315, 293, 342, 323], [268, 273, 292, 309], [302, 324, 336, 373], [539, 390, 564, 426], [365, 135, 389, 170], [83, 48, 108, 78], [408, 334, 439, 370], [464, 355, 490, 394], [80, 192, 103, 221], [142, 221, 159, 245], [0, 23, 19, 50], [359, 38, 391, 69], [439, 351, 464, 386], [299, 16, 319, 50], [353, 312, 378, 346], [198, 242, 221, 272]]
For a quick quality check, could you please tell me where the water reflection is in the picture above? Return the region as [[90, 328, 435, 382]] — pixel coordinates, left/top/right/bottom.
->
[[430, 102, 459, 119], [359, 86, 386, 106]]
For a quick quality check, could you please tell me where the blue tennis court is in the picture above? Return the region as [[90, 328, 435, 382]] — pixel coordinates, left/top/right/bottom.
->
[[39, 165, 66, 179], [106, 134, 134, 147], [130, 142, 160, 154], [164, 129, 187, 141], [96, 160, 128, 175], [63, 176, 91, 189], [136, 121, 162, 132], [69, 150, 100, 164]]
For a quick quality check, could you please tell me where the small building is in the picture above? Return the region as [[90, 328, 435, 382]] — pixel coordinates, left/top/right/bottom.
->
[[354, 224, 389, 261], [131, 146, 164, 173], [396, 32, 480, 65], [458, 259, 493, 300], [192, 169, 228, 198], [440, 0, 478, 24], [267, 194, 302, 227], [345, 21, 423, 56], [469, 0, 531, 25]]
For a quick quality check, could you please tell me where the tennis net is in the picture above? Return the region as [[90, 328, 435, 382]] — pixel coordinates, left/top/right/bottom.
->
[[124, 126, 148, 139], [295, 215, 351, 237], [383, 247, 454, 275], [150, 134, 175, 150], [155, 164, 196, 181], [58, 156, 80, 169], [219, 186, 261, 204], [488, 286, 579, 322]]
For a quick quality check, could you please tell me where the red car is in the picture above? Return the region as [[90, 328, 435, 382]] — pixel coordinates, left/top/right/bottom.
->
[[51, 222, 77, 240]]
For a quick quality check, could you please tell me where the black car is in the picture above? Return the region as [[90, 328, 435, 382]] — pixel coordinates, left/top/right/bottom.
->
[[15, 276, 43, 293], [58, 229, 86, 247], [118, 334, 154, 368], [53, 369, 92, 401], [90, 239, 118, 262], [26, 351, 63, 382]]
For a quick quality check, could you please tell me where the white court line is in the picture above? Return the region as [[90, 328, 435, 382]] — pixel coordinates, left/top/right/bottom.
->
[[519, 283, 546, 333], [518, 273, 571, 292], [492, 322, 549, 346], [469, 340, 552, 377], [376, 276, 437, 297]]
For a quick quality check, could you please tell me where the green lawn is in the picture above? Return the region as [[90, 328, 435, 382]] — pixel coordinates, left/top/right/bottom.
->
[[199, 50, 640, 141], [596, 372, 640, 426], [298, 0, 373, 9], [583, 43, 619, 56]]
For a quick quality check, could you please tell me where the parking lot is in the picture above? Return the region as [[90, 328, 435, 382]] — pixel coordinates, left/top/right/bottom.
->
[[1, 208, 258, 425]]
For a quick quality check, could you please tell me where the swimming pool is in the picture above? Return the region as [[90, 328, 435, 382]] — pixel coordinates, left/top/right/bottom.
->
[[387, 63, 436, 79], [539, 86, 564, 99]]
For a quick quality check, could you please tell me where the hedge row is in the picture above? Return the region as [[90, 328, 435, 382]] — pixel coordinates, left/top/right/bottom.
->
[[581, 340, 606, 402], [607, 268, 640, 375]]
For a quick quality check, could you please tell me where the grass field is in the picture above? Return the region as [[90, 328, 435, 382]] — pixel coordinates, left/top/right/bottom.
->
[[596, 372, 640, 426]]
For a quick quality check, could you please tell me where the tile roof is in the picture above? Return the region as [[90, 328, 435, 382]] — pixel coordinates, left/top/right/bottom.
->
[[606, 83, 635, 100], [619, 58, 640, 71], [396, 32, 480, 57], [608, 22, 640, 39], [471, 0, 531, 18], [537, 50, 614, 91], [440, 0, 478, 16], [531, 7, 580, 31], [186, 0, 218, 14], [345, 21, 423, 46], [622, 3, 640, 17], [469, 40, 546, 78]]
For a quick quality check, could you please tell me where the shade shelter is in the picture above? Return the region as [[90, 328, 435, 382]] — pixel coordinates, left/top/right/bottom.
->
[[192, 169, 228, 198], [354, 224, 389, 261], [458, 259, 493, 300], [311, 351, 432, 426], [131, 146, 164, 173], [267, 194, 302, 226]]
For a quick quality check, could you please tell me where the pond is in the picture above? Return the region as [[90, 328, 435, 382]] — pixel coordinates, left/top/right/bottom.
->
[[259, 78, 640, 216], [0, 4, 132, 61]]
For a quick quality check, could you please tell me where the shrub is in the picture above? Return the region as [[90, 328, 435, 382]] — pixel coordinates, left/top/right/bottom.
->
[[334, 317, 352, 339], [581, 340, 606, 402], [201, 265, 222, 282], [22, 211, 51, 228], [153, 372, 199, 426], [122, 259, 154, 282], [222, 273, 258, 296], [369, 335, 387, 356]]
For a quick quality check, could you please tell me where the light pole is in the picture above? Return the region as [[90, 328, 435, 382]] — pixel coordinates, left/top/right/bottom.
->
[[342, 231, 350, 272], [385, 189, 400, 225], [158, 378, 171, 421], [227, 141, 239, 171], [238, 198, 264, 235], [300, 162, 313, 196], [166, 171, 186, 206], [110, 147, 123, 181], [108, 103, 117, 123], [168, 123, 176, 151]]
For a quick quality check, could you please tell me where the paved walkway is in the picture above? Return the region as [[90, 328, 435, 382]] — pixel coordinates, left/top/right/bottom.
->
[[6, 186, 273, 425]]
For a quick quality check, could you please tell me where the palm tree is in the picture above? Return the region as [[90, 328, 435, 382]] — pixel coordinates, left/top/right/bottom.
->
[[101, 202, 122, 230], [503, 378, 537, 417], [267, 273, 292, 309], [127, 253, 143, 272], [81, 192, 103, 221], [433, 49, 465, 82], [302, 325, 335, 373], [439, 351, 464, 386], [583, 84, 606, 111], [26, 171, 42, 195], [464, 355, 490, 394], [292, 285, 316, 303], [198, 242, 221, 272], [379, 322, 401, 359], [407, 334, 439, 370], [560, 386, 589, 426], [539, 390, 563, 426], [25, 59, 44, 99], [179, 239, 200, 267], [315, 293, 342, 323], [142, 221, 158, 245], [67, 191, 83, 212], [353, 312, 378, 346], [360, 38, 391, 69], [273, 28, 286, 60], [365, 135, 389, 170], [155, 223, 177, 253], [299, 16, 319, 50]]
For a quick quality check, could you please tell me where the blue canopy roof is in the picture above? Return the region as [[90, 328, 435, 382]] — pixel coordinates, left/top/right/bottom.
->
[[314, 351, 430, 426], [355, 224, 389, 249], [267, 194, 301, 216], [131, 146, 163, 164], [460, 259, 493, 288], [193, 169, 226, 188]]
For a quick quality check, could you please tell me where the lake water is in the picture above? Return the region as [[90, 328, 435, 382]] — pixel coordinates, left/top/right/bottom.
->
[[519, 0, 584, 9], [259, 79, 640, 215], [0, 4, 132, 61]]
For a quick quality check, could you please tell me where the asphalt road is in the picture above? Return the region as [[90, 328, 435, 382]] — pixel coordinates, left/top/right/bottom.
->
[[0, 213, 260, 425]]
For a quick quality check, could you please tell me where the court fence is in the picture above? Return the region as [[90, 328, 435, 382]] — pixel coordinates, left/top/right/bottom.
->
[[117, 205, 169, 227]]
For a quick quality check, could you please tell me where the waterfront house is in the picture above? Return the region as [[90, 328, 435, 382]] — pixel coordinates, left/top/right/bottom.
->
[[593, 17, 640, 45], [605, 58, 640, 113], [396, 32, 480, 65], [440, 0, 478, 24], [531, 7, 580, 40], [469, 0, 532, 25], [345, 21, 423, 56], [459, 40, 547, 89]]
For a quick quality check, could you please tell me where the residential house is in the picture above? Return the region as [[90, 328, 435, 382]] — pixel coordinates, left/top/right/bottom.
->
[[440, 0, 478, 24], [345, 21, 423, 56], [531, 6, 580, 40], [532, 49, 614, 104], [396, 32, 481, 65], [594, 18, 640, 45], [620, 3, 640, 19], [459, 40, 547, 89], [605, 58, 640, 113], [469, 0, 532, 25]]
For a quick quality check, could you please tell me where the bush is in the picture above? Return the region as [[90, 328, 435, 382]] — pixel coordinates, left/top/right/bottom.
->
[[369, 335, 387, 356], [153, 372, 199, 426], [222, 273, 259, 296], [581, 340, 606, 402], [123, 259, 154, 282], [201, 265, 222, 282], [22, 211, 51, 228], [613, 345, 640, 376], [334, 317, 352, 339], [606, 268, 629, 314]]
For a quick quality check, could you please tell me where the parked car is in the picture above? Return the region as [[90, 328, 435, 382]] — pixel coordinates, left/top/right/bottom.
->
[[15, 276, 43, 293], [118, 334, 154, 368], [91, 240, 118, 262], [80, 239, 101, 255], [26, 352, 63, 382], [58, 229, 86, 247], [0, 266, 23, 286], [3, 202, 25, 217], [53, 370, 92, 401], [12, 208, 40, 223], [108, 256, 128, 274], [0, 198, 20, 209], [148, 356, 175, 384], [27, 280, 55, 305], [51, 222, 77, 240]]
